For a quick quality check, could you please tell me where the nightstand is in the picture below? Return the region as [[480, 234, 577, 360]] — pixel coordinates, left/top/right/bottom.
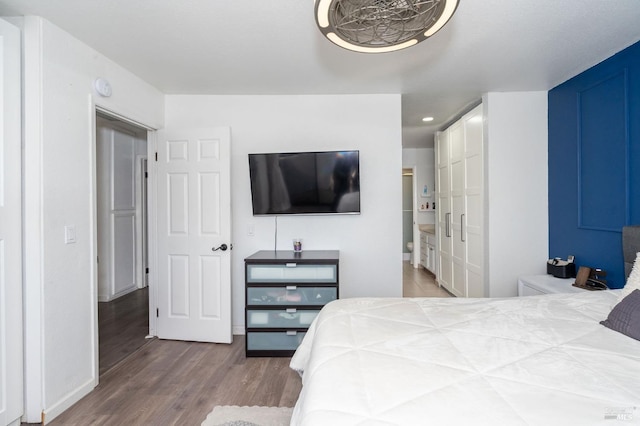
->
[[517, 274, 586, 296]]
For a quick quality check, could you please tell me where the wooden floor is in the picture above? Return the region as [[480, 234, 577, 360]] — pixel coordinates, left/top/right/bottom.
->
[[48, 286, 301, 426], [402, 260, 452, 297], [49, 337, 301, 425], [98, 287, 150, 376], [46, 263, 444, 425]]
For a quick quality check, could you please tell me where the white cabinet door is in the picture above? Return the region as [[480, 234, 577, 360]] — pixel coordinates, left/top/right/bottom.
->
[[0, 17, 23, 426], [449, 120, 467, 297], [463, 105, 484, 297], [436, 104, 485, 298], [156, 127, 232, 343], [436, 129, 452, 292]]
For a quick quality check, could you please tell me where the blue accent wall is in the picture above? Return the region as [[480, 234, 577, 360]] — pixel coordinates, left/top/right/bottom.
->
[[548, 41, 640, 288]]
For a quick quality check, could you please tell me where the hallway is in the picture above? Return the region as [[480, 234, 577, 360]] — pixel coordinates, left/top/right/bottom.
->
[[98, 287, 150, 375], [402, 261, 452, 298]]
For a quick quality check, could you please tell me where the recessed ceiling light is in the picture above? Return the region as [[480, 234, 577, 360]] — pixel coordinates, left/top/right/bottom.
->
[[422, 117, 434, 122]]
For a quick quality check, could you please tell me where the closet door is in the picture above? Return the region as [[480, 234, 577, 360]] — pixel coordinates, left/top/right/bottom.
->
[[436, 130, 452, 293], [449, 121, 467, 297], [436, 104, 485, 298], [463, 105, 484, 297]]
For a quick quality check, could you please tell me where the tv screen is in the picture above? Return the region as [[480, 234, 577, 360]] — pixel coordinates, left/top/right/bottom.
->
[[248, 150, 360, 215]]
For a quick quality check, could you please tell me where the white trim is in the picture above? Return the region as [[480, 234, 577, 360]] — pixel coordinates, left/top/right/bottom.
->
[[98, 285, 139, 303], [232, 326, 246, 336], [95, 104, 155, 132], [411, 165, 420, 268], [22, 16, 46, 423], [0, 16, 24, 426], [135, 154, 148, 290], [88, 96, 100, 394], [146, 130, 158, 337], [41, 377, 95, 425]]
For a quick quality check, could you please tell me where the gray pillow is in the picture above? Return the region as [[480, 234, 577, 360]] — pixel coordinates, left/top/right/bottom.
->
[[601, 289, 640, 341]]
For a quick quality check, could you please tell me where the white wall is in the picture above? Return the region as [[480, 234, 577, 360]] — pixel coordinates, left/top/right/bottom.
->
[[22, 17, 164, 423], [483, 92, 549, 296], [165, 94, 403, 331]]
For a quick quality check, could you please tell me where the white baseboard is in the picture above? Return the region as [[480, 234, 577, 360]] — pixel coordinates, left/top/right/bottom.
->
[[98, 285, 139, 302], [232, 325, 245, 336], [42, 376, 96, 424]]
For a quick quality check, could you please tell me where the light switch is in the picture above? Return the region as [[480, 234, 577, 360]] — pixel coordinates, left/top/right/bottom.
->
[[65, 225, 76, 244], [247, 223, 255, 236]]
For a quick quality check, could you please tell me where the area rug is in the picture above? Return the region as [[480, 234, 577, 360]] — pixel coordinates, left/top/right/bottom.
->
[[201, 405, 293, 426]]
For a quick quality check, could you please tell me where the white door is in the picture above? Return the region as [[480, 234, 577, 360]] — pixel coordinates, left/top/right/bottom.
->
[[463, 105, 484, 297], [155, 127, 232, 343], [436, 130, 452, 293], [449, 121, 467, 297], [0, 17, 23, 426]]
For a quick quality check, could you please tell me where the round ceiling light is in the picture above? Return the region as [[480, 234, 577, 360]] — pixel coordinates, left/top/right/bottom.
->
[[315, 0, 459, 53]]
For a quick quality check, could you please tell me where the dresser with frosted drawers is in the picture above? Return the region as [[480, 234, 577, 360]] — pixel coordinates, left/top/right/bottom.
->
[[244, 250, 339, 356]]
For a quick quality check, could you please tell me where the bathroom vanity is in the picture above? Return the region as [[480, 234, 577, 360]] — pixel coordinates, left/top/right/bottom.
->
[[418, 225, 436, 275]]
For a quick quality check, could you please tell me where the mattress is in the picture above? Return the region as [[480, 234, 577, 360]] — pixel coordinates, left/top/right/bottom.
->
[[290, 291, 640, 425]]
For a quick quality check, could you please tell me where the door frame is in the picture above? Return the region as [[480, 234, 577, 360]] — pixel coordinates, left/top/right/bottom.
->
[[90, 102, 158, 383], [0, 16, 23, 426], [135, 155, 149, 289], [410, 165, 420, 268]]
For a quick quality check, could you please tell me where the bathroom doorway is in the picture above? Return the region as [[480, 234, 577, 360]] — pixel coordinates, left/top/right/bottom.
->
[[402, 168, 414, 262]]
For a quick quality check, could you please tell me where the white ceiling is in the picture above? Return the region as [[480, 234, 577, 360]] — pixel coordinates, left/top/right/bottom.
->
[[2, 0, 640, 148]]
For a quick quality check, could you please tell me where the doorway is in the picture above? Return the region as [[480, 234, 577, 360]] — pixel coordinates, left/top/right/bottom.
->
[[402, 168, 414, 262], [402, 167, 449, 298], [95, 112, 150, 375]]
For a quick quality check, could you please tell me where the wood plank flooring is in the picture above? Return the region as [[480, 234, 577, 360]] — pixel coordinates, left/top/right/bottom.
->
[[46, 262, 444, 425], [98, 287, 150, 376], [48, 338, 301, 425]]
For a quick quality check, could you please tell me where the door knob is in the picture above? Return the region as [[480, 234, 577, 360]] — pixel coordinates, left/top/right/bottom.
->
[[212, 243, 228, 252]]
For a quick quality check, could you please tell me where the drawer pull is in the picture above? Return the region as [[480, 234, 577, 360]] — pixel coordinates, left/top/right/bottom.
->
[[286, 286, 297, 291], [285, 263, 297, 268], [286, 330, 297, 336], [286, 308, 297, 313]]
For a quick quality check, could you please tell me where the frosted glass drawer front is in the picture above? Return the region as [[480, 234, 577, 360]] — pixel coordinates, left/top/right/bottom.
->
[[246, 331, 306, 351], [247, 264, 337, 283], [247, 309, 320, 328], [247, 286, 337, 306]]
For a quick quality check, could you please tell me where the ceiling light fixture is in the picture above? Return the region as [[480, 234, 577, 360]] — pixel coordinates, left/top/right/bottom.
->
[[422, 116, 434, 122], [315, 0, 459, 54]]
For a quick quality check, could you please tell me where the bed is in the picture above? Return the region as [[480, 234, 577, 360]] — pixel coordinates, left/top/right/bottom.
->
[[290, 227, 640, 425]]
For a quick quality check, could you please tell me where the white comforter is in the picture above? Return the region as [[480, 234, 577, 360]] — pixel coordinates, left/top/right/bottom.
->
[[290, 291, 640, 425]]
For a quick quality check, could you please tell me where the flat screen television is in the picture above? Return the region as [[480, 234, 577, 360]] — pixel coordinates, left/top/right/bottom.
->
[[248, 150, 360, 215]]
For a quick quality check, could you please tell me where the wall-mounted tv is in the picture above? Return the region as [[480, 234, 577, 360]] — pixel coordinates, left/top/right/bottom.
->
[[248, 150, 360, 215]]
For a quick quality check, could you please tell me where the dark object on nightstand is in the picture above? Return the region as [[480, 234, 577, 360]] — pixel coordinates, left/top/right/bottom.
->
[[573, 266, 608, 290], [547, 257, 576, 278]]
